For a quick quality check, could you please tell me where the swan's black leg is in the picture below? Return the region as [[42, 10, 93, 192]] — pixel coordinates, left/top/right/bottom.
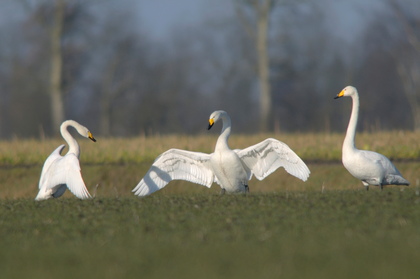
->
[[220, 188, 226, 195], [245, 185, 249, 193], [362, 181, 369, 191], [380, 184, 383, 191]]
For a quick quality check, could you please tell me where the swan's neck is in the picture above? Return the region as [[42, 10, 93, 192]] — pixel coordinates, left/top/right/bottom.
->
[[60, 120, 80, 158], [343, 93, 359, 152], [215, 116, 231, 151]]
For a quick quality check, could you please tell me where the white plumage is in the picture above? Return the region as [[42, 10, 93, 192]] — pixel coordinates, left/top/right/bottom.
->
[[335, 86, 410, 190], [133, 110, 310, 196], [35, 120, 96, 201]]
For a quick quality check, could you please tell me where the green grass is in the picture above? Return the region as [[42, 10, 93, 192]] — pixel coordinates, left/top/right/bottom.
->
[[1, 191, 420, 279], [2, 161, 419, 199]]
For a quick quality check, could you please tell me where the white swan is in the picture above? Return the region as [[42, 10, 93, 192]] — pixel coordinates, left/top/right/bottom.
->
[[133, 110, 310, 196], [334, 86, 410, 190], [35, 120, 96, 201]]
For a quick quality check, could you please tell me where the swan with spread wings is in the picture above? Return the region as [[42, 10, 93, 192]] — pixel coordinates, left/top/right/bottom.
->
[[35, 120, 96, 201], [133, 110, 310, 196]]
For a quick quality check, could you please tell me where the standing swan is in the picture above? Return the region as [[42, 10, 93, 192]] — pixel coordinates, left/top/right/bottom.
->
[[334, 86, 410, 190], [133, 110, 310, 196], [35, 120, 96, 201]]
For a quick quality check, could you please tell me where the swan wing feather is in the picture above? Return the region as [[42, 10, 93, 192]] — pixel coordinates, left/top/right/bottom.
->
[[359, 150, 401, 175], [133, 148, 214, 196], [39, 152, 91, 199], [62, 154, 92, 199], [39, 144, 66, 189], [236, 138, 310, 181]]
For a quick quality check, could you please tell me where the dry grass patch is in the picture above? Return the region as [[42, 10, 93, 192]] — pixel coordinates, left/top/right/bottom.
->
[[0, 131, 418, 167]]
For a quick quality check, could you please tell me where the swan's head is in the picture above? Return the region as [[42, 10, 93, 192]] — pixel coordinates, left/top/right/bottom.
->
[[208, 110, 229, 130], [78, 126, 96, 142], [66, 120, 96, 142], [334, 86, 357, 99]]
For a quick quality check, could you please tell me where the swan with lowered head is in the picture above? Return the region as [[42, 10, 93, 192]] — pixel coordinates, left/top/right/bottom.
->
[[133, 110, 310, 196], [35, 120, 96, 201], [334, 86, 409, 190]]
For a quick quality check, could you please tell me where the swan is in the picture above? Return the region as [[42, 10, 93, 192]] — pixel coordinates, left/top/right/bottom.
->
[[334, 86, 410, 190], [132, 110, 310, 196], [35, 120, 96, 201]]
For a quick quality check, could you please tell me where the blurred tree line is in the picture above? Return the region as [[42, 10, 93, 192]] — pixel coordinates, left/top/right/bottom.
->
[[0, 0, 419, 139]]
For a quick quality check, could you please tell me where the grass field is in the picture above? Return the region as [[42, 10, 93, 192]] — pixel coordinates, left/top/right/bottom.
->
[[0, 132, 419, 278], [1, 191, 420, 279]]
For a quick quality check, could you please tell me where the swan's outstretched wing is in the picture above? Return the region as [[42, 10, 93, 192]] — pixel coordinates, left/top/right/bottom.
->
[[39, 151, 91, 199], [133, 149, 214, 196], [236, 138, 310, 181], [39, 144, 66, 189]]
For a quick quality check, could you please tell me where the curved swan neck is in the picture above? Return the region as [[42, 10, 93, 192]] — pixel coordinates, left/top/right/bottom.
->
[[215, 115, 232, 151], [343, 92, 359, 151], [60, 120, 81, 158]]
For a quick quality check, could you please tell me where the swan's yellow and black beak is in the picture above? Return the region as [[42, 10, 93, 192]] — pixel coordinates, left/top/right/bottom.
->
[[334, 90, 345, 99], [88, 131, 96, 142], [208, 118, 214, 130]]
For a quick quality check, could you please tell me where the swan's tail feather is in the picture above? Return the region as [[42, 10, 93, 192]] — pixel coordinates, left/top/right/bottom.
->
[[385, 175, 410, 186]]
